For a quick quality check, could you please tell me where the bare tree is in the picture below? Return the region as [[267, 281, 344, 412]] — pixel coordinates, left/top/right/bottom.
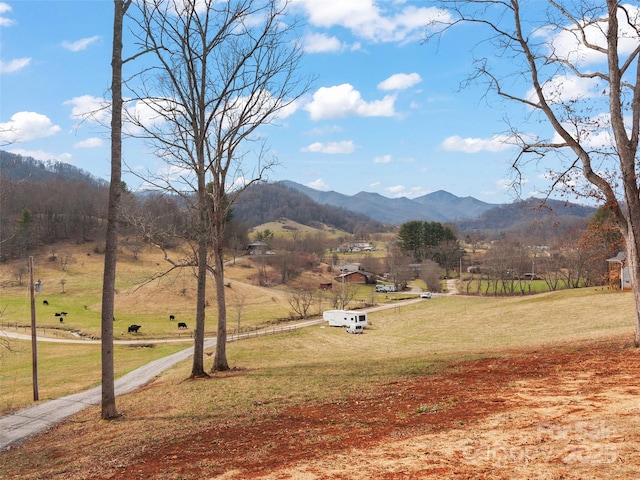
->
[[228, 288, 246, 334], [101, 0, 132, 420], [127, 0, 310, 373], [124, 237, 144, 260], [288, 286, 315, 320], [330, 282, 359, 310], [429, 1, 640, 344], [419, 259, 441, 292], [386, 243, 413, 291], [59, 252, 74, 272], [12, 265, 28, 286]]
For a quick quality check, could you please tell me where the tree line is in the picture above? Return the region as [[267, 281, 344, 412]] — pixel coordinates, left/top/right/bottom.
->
[[0, 166, 109, 262]]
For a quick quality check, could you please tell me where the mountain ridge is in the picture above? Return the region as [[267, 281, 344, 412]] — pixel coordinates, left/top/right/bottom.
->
[[278, 180, 497, 224], [1, 151, 597, 237]]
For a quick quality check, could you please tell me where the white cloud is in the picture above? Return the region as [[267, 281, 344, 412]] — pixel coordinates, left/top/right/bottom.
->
[[302, 33, 344, 53], [496, 178, 514, 191], [62, 36, 100, 52], [497, 177, 528, 191], [273, 96, 300, 120], [301, 140, 355, 154], [406, 185, 429, 198], [439, 134, 515, 153], [64, 95, 110, 123], [0, 111, 61, 143], [378, 72, 421, 91], [0, 2, 15, 27], [307, 178, 330, 191], [382, 184, 428, 199], [290, 0, 451, 43], [549, 113, 617, 149], [373, 154, 392, 163], [0, 57, 31, 73], [74, 137, 103, 148], [305, 83, 396, 120], [537, 5, 640, 66], [156, 164, 194, 183], [385, 184, 406, 196]]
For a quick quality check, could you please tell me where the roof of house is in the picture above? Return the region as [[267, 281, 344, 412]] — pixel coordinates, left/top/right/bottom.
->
[[606, 251, 626, 263]]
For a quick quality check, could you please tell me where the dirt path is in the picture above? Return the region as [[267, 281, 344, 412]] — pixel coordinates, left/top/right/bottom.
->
[[445, 278, 459, 295], [3, 336, 639, 479]]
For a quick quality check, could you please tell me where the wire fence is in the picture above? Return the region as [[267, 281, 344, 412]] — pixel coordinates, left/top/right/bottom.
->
[[0, 320, 313, 343], [228, 323, 305, 342], [0, 322, 76, 339]]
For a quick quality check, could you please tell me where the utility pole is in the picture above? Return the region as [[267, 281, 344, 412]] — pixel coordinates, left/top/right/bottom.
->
[[29, 256, 39, 401]]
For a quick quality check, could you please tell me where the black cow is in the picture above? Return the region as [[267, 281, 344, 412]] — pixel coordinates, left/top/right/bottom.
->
[[169, 314, 175, 321], [128, 324, 141, 333], [61, 311, 67, 316], [178, 322, 188, 329], [43, 300, 49, 305], [59, 318, 64, 323], [55, 313, 62, 317]]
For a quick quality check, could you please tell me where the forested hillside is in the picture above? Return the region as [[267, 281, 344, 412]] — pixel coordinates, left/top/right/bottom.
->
[[0, 151, 107, 187], [457, 198, 597, 243], [1, 152, 110, 261]]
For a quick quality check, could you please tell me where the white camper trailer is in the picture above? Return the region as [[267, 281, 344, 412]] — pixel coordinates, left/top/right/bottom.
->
[[323, 310, 368, 330]]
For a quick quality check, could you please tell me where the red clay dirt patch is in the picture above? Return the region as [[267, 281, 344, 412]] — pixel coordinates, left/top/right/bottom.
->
[[3, 337, 640, 479]]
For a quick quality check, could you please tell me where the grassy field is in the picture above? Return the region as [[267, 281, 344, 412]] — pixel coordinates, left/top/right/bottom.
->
[[121, 286, 636, 441], [0, 341, 187, 415]]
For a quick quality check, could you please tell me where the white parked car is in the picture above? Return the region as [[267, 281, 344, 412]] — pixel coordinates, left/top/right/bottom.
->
[[420, 292, 432, 299]]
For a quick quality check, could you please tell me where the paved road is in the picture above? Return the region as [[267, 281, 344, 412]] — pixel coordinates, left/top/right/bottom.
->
[[0, 337, 218, 451]]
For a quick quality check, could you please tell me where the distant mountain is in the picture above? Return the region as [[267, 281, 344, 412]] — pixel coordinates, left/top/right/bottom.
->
[[278, 180, 497, 224], [277, 181, 598, 240], [233, 182, 391, 232]]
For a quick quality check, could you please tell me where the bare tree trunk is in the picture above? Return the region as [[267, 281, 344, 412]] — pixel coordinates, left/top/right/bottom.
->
[[190, 147, 209, 378], [190, 234, 208, 377], [101, 0, 130, 420], [212, 236, 229, 372], [625, 215, 640, 346]]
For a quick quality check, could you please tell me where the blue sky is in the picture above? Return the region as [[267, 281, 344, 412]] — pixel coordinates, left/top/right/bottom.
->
[[1, 0, 627, 205]]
